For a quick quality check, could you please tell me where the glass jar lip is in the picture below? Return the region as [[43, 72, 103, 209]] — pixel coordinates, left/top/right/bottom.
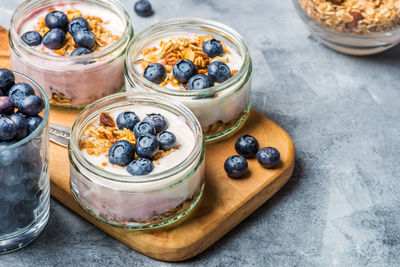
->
[[9, 0, 133, 61], [292, 0, 400, 39], [0, 71, 50, 152], [125, 17, 251, 97], [69, 92, 204, 184]]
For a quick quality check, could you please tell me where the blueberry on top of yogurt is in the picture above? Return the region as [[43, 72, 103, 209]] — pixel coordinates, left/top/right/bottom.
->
[[144, 63, 166, 84], [45, 11, 69, 30], [202, 39, 224, 58], [143, 113, 167, 133], [108, 140, 135, 166], [42, 28, 66, 50], [208, 61, 231, 83], [71, 47, 92, 56], [73, 29, 96, 49], [117, 111, 140, 131], [173, 59, 197, 83], [127, 158, 154, 176], [188, 74, 214, 90], [135, 133, 159, 159], [133, 121, 156, 138], [21, 31, 42, 47], [157, 131, 176, 151], [68, 17, 90, 36]]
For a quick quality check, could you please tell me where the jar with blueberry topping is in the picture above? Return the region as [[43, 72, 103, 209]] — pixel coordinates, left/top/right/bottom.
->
[[69, 93, 205, 230], [0, 70, 50, 253], [124, 17, 252, 142], [9, 0, 133, 109]]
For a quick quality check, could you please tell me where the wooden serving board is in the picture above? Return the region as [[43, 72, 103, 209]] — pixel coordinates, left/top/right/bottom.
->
[[0, 27, 295, 261]]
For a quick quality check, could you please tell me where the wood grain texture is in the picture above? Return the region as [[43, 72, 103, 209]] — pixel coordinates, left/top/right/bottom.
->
[[0, 26, 295, 261]]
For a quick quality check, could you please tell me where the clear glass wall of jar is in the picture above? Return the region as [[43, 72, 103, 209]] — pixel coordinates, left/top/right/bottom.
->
[[0, 72, 50, 254], [9, 0, 133, 109]]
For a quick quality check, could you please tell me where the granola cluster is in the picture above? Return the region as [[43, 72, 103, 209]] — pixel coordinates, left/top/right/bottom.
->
[[138, 34, 237, 89], [299, 0, 400, 34], [34, 8, 119, 56]]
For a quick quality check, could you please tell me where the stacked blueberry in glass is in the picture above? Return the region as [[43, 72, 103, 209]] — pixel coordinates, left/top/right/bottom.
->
[[21, 11, 96, 56], [143, 39, 232, 90], [0, 69, 44, 234], [109, 112, 177, 175]]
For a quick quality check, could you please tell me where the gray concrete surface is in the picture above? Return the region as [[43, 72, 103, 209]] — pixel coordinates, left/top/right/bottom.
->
[[1, 0, 400, 266]]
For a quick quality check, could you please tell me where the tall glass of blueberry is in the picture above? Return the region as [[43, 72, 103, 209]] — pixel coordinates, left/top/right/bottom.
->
[[0, 69, 50, 254]]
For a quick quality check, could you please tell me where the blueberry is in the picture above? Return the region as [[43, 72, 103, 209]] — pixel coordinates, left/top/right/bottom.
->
[[21, 31, 42, 46], [108, 140, 135, 166], [0, 69, 15, 96], [18, 95, 44, 116], [144, 63, 166, 84], [42, 28, 66, 50], [188, 74, 214, 90], [73, 29, 95, 49], [142, 113, 167, 133], [134, 0, 153, 17], [133, 121, 156, 138], [157, 131, 176, 151], [224, 155, 248, 178], [173, 59, 197, 83], [235, 135, 259, 158], [71, 47, 92, 56], [116, 111, 140, 131], [135, 134, 159, 159], [127, 158, 154, 175], [208, 61, 231, 83], [0, 116, 17, 141], [202, 39, 224, 58], [8, 83, 35, 106], [9, 113, 27, 140], [26, 115, 42, 135], [45, 11, 68, 30], [0, 141, 18, 166], [0, 97, 14, 115], [257, 147, 280, 168], [68, 17, 90, 36]]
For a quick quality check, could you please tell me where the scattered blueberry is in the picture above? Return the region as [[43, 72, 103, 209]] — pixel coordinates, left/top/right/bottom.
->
[[26, 115, 42, 135], [127, 158, 154, 175], [21, 31, 42, 46], [135, 133, 159, 159], [188, 74, 214, 90], [144, 63, 166, 84], [133, 121, 156, 138], [173, 59, 197, 83], [202, 39, 224, 58], [224, 155, 248, 178], [8, 83, 35, 107], [116, 111, 140, 131], [68, 17, 90, 36], [134, 0, 153, 17], [0, 69, 15, 96], [143, 113, 167, 133], [45, 11, 68, 30], [208, 61, 231, 83], [18, 95, 44, 116], [257, 147, 280, 168], [0, 97, 15, 115], [157, 131, 176, 151], [235, 135, 259, 158], [0, 116, 17, 141], [108, 140, 135, 166], [73, 29, 95, 49], [71, 47, 92, 56], [42, 28, 66, 50], [9, 113, 27, 141]]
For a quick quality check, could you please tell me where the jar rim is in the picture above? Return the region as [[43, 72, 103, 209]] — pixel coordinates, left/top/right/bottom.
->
[[9, 0, 133, 62], [0, 71, 50, 152], [69, 92, 204, 183], [125, 17, 251, 97]]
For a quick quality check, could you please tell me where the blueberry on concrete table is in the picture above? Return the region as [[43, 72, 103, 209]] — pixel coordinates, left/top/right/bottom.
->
[[134, 0, 153, 17], [208, 61, 231, 83], [133, 121, 156, 138], [73, 28, 95, 49], [173, 59, 197, 83], [0, 116, 17, 141], [0, 97, 15, 115], [68, 17, 90, 36], [188, 74, 214, 90], [135, 133, 159, 159], [157, 131, 176, 151], [8, 83, 35, 106], [143, 113, 167, 133], [257, 147, 280, 168], [26, 115, 43, 135], [224, 155, 248, 178], [202, 39, 224, 58], [18, 95, 44, 116], [116, 111, 140, 131], [235, 135, 259, 158], [0, 69, 15, 96], [21, 31, 42, 46], [42, 28, 66, 50], [144, 63, 166, 84], [71, 47, 92, 56], [127, 158, 154, 175], [9, 113, 27, 141], [45, 11, 68, 30], [108, 140, 135, 166]]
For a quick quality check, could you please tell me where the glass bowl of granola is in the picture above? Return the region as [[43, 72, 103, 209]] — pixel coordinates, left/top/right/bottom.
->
[[69, 92, 205, 230], [124, 17, 252, 142], [9, 0, 133, 108], [293, 0, 400, 55]]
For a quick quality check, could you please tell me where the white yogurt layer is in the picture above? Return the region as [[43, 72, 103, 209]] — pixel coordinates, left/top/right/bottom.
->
[[81, 105, 195, 176]]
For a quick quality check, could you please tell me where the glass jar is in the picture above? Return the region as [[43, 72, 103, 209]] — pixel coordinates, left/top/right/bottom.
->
[[124, 17, 252, 142], [69, 93, 205, 230], [9, 0, 133, 109], [0, 72, 50, 254], [293, 0, 400, 55]]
